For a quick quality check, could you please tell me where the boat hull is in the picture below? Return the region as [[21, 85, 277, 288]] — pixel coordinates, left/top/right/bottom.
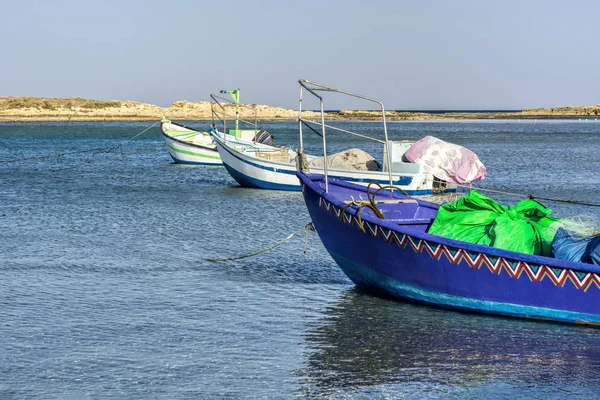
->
[[299, 172, 600, 326], [214, 135, 453, 194], [214, 136, 302, 191], [161, 121, 222, 165]]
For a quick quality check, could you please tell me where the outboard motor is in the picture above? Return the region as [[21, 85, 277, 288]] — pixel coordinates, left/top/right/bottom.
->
[[254, 130, 276, 146]]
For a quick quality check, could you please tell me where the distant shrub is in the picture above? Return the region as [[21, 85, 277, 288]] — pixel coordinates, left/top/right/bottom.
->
[[172, 101, 188, 108], [42, 101, 56, 110], [0, 96, 122, 110]]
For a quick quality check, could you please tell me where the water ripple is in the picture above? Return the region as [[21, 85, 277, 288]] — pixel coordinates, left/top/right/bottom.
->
[[1, 121, 600, 399]]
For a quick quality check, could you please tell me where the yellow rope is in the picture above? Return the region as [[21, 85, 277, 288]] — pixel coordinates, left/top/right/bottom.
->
[[341, 182, 413, 232], [366, 182, 408, 204]]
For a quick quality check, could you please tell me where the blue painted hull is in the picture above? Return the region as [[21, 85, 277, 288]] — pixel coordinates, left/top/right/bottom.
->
[[223, 162, 301, 191], [298, 172, 600, 326], [169, 154, 220, 166]]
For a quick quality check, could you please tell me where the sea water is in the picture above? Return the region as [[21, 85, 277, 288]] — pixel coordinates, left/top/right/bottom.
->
[[1, 120, 600, 399]]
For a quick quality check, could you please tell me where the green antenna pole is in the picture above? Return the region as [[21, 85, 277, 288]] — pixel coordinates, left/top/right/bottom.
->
[[233, 88, 240, 132], [220, 88, 241, 133]]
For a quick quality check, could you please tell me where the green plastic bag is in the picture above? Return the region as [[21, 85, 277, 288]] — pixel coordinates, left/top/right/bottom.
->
[[428, 190, 561, 256]]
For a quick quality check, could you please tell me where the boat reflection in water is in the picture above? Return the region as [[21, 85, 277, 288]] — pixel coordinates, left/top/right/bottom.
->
[[299, 288, 600, 398]]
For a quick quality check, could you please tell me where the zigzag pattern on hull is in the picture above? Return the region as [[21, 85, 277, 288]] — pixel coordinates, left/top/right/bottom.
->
[[318, 197, 600, 292]]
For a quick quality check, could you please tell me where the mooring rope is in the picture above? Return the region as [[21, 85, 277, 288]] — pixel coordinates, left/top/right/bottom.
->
[[457, 184, 600, 207], [54, 143, 165, 170], [0, 147, 117, 163], [118, 121, 160, 144], [0, 121, 160, 164], [527, 195, 600, 208], [203, 223, 315, 262]]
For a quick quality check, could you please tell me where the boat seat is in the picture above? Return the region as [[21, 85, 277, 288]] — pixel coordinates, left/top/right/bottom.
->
[[374, 199, 419, 204], [386, 217, 434, 232], [386, 218, 434, 225], [343, 200, 424, 222]]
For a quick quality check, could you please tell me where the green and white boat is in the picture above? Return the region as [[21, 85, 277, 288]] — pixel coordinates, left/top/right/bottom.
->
[[160, 118, 222, 165]]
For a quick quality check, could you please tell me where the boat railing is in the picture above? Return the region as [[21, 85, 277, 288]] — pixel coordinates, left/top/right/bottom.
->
[[210, 94, 258, 142], [297, 79, 393, 193]]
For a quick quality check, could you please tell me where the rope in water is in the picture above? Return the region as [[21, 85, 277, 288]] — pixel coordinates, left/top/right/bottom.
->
[[0, 147, 118, 163], [54, 143, 165, 170], [120, 121, 159, 143], [456, 184, 600, 207], [203, 223, 315, 262], [0, 121, 159, 164], [527, 195, 600, 207]]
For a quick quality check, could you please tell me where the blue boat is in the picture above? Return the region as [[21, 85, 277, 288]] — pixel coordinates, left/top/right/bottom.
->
[[298, 172, 600, 326], [296, 79, 600, 326]]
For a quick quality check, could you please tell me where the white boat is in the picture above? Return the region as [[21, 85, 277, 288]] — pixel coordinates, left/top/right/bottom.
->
[[160, 118, 222, 165], [212, 133, 451, 194], [212, 81, 469, 194]]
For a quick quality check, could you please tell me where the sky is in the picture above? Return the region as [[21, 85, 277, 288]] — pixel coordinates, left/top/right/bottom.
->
[[2, 0, 599, 110]]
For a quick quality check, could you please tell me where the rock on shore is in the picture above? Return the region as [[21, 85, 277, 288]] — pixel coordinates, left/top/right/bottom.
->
[[521, 105, 600, 117]]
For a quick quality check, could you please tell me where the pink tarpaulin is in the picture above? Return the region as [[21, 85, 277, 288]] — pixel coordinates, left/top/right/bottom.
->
[[404, 136, 486, 184]]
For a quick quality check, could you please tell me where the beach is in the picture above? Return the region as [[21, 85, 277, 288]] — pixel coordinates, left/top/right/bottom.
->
[[1, 96, 599, 122]]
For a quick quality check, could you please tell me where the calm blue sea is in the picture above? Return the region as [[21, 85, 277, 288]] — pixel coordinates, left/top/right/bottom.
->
[[1, 120, 600, 399]]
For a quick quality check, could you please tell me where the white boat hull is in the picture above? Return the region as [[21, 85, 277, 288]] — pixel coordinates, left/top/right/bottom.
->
[[161, 121, 222, 165], [213, 134, 453, 194]]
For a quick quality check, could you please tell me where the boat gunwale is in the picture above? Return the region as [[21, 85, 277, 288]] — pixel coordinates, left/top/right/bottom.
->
[[299, 171, 600, 275], [212, 132, 296, 167], [160, 122, 216, 151]]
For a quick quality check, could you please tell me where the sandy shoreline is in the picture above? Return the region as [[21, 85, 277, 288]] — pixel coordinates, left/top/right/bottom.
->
[[0, 97, 599, 122]]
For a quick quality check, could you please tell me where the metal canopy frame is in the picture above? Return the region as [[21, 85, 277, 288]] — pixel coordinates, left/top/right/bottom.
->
[[210, 93, 258, 142], [297, 79, 393, 193]]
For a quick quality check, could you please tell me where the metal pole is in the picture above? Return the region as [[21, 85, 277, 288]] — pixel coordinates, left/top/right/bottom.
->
[[301, 120, 386, 143], [320, 98, 328, 193], [254, 105, 257, 135], [298, 85, 303, 151], [381, 104, 393, 191], [298, 79, 391, 194]]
